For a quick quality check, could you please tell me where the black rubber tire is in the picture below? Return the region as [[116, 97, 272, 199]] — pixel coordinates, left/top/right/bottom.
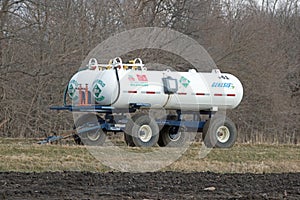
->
[[157, 133, 165, 147], [202, 115, 237, 148], [159, 126, 189, 147], [74, 113, 106, 146], [157, 115, 177, 147], [124, 113, 145, 147], [125, 114, 159, 147], [124, 132, 135, 147], [73, 133, 83, 145]]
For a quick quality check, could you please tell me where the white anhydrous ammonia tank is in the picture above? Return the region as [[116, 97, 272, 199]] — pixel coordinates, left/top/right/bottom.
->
[[68, 58, 243, 111]]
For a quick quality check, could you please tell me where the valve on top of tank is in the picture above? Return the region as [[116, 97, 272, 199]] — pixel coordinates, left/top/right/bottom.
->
[[87, 57, 146, 71]]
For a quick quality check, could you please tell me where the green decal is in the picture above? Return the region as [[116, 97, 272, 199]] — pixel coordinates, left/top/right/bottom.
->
[[93, 84, 102, 98], [97, 96, 105, 101], [179, 76, 190, 88], [68, 80, 78, 100], [93, 79, 106, 102], [130, 83, 149, 87]]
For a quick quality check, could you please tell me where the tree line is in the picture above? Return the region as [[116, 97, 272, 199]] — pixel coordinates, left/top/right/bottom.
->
[[0, 0, 299, 143]]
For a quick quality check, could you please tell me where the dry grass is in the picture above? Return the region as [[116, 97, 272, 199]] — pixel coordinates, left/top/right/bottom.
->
[[166, 143, 300, 173], [0, 138, 299, 173]]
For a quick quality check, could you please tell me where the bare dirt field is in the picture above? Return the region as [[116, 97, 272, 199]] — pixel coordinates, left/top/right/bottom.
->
[[0, 171, 299, 199], [0, 139, 299, 199]]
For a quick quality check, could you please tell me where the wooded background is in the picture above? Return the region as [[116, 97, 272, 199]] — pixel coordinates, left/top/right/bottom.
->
[[0, 0, 299, 144]]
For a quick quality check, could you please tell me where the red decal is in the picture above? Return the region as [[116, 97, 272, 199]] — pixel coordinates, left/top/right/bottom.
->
[[146, 91, 156, 94], [137, 74, 148, 82], [128, 91, 137, 93], [214, 93, 223, 96], [128, 75, 135, 81]]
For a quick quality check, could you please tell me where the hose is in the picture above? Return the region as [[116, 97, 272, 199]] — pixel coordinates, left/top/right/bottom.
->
[[63, 85, 68, 106], [109, 67, 121, 106]]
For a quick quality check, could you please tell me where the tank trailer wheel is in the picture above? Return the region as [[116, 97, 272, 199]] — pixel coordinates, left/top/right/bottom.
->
[[158, 126, 189, 147], [124, 113, 145, 147], [202, 115, 237, 148], [125, 114, 159, 147], [74, 114, 107, 146]]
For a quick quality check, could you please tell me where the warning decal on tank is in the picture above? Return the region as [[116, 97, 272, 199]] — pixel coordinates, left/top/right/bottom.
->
[[136, 74, 148, 81], [93, 84, 102, 97], [179, 76, 190, 88], [68, 80, 78, 100], [93, 80, 106, 102], [128, 74, 149, 87], [128, 75, 135, 81]]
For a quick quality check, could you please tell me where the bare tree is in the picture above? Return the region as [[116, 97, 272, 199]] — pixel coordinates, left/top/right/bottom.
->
[[0, 0, 298, 144]]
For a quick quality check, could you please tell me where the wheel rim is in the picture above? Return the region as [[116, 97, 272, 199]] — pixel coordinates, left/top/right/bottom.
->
[[86, 129, 101, 141], [216, 126, 230, 143], [79, 122, 101, 142], [138, 125, 152, 142], [168, 127, 181, 141]]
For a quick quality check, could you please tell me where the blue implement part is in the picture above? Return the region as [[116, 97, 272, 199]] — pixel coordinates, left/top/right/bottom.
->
[[129, 103, 151, 109], [156, 120, 206, 131], [76, 123, 122, 133], [50, 105, 114, 112], [37, 135, 63, 144], [50, 103, 151, 113]]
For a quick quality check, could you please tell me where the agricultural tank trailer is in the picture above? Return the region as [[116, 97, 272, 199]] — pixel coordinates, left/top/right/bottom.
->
[[49, 57, 243, 148]]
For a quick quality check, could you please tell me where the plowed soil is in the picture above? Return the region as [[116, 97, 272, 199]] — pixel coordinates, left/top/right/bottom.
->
[[0, 172, 299, 199]]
